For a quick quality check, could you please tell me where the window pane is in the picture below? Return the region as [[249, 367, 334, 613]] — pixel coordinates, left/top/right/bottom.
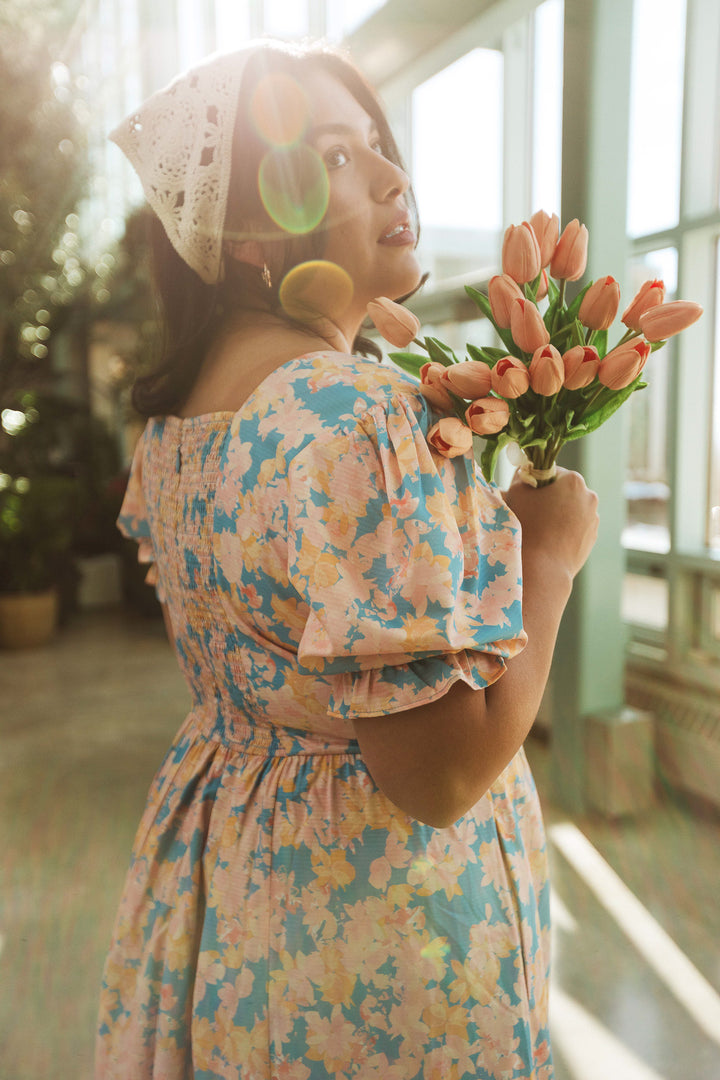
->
[[532, 0, 563, 215], [326, 0, 387, 38], [623, 248, 678, 553], [214, 0, 250, 48], [709, 238, 720, 549], [622, 572, 669, 630], [263, 0, 308, 38], [627, 0, 686, 238], [412, 49, 503, 283]]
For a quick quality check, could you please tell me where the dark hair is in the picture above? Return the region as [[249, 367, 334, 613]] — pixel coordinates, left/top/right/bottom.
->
[[132, 43, 423, 418]]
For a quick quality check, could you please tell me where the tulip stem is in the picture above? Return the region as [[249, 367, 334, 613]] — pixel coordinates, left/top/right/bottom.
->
[[558, 279, 567, 309], [550, 279, 567, 336], [615, 327, 641, 347], [413, 337, 429, 352]]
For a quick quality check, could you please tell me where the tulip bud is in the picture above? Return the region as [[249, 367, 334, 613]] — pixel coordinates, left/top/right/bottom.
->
[[529, 210, 559, 267], [491, 356, 530, 398], [443, 360, 492, 399], [529, 344, 564, 396], [598, 339, 651, 390], [427, 417, 474, 458], [502, 222, 542, 284], [509, 298, 550, 354], [578, 275, 621, 331], [465, 397, 510, 436], [366, 296, 421, 347], [550, 219, 589, 281], [488, 274, 524, 329], [536, 269, 549, 301], [562, 345, 600, 390], [621, 279, 665, 331], [419, 361, 454, 411], [638, 300, 703, 342]]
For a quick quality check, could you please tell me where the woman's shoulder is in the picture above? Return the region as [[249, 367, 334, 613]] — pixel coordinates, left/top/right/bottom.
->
[[247, 349, 426, 429]]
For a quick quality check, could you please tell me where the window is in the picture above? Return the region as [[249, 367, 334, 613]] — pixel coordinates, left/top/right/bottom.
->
[[626, 0, 686, 238], [710, 239, 720, 548], [412, 49, 504, 284], [624, 247, 677, 553], [263, 0, 309, 38]]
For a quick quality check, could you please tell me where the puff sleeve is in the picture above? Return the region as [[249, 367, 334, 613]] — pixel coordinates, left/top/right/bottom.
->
[[116, 434, 166, 602], [287, 393, 527, 719]]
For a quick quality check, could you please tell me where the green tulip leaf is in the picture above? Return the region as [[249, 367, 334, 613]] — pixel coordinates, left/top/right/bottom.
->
[[562, 378, 647, 441], [591, 329, 608, 357], [465, 285, 495, 321], [466, 343, 509, 367], [479, 432, 512, 483], [571, 319, 586, 347], [388, 350, 426, 378], [566, 280, 593, 319], [425, 336, 458, 367], [546, 276, 560, 305]]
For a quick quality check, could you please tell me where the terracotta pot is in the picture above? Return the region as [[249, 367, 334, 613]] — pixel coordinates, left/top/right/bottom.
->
[[0, 589, 59, 649]]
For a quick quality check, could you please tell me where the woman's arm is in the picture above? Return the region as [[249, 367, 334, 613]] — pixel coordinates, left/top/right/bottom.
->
[[352, 468, 598, 827]]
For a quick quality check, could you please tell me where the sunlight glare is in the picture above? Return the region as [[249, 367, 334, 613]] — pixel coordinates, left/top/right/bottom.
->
[[550, 822, 720, 1046]]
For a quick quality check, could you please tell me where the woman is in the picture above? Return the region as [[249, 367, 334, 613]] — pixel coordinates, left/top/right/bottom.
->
[[97, 39, 598, 1079]]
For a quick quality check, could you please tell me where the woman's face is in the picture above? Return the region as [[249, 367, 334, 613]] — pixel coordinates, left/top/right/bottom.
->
[[283, 69, 422, 334]]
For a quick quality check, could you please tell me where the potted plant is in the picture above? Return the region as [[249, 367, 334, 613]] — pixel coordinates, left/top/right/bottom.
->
[[0, 473, 77, 648]]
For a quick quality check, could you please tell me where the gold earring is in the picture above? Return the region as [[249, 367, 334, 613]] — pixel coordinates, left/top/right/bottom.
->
[[262, 263, 272, 289]]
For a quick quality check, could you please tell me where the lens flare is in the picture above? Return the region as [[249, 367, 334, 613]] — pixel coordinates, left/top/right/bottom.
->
[[259, 146, 329, 236], [279, 261, 354, 325], [250, 73, 310, 147]]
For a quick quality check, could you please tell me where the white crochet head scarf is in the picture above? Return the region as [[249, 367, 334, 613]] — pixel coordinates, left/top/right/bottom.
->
[[109, 41, 301, 285]]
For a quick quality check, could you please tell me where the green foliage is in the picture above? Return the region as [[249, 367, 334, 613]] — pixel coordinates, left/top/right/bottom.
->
[[0, 389, 125, 590], [0, 0, 90, 399], [0, 475, 78, 592]]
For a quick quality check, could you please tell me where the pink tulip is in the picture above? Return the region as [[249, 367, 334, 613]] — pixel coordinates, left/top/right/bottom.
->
[[550, 219, 588, 281], [502, 222, 542, 284], [578, 275, 621, 331], [536, 269, 549, 300], [443, 360, 492, 399], [621, 279, 665, 331], [598, 339, 651, 390], [529, 210, 559, 267], [366, 296, 421, 347], [491, 356, 530, 398], [562, 345, 600, 390], [465, 397, 510, 436], [427, 417, 474, 458], [510, 298, 550, 354], [529, 344, 564, 396], [488, 274, 524, 329], [419, 361, 454, 411], [639, 300, 703, 342]]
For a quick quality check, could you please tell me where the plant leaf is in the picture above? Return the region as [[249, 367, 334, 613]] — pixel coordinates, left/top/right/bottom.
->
[[466, 343, 509, 367], [425, 337, 458, 367], [592, 329, 608, 358], [479, 433, 511, 483], [566, 280, 593, 319], [563, 378, 647, 440], [465, 285, 495, 322], [388, 350, 425, 378], [546, 276, 560, 305]]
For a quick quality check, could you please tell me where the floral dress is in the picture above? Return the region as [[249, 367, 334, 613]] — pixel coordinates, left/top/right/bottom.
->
[[96, 350, 552, 1080]]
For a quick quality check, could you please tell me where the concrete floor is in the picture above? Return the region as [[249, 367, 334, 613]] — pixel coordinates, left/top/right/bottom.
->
[[1, 608, 719, 1079]]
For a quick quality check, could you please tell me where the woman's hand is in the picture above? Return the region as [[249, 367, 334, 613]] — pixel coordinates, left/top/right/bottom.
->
[[503, 466, 599, 582]]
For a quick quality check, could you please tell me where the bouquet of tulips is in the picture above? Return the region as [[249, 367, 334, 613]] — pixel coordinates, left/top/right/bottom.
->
[[367, 210, 702, 486]]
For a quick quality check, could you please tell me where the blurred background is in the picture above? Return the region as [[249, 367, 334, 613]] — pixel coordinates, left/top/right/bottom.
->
[[1, 1, 719, 1078]]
